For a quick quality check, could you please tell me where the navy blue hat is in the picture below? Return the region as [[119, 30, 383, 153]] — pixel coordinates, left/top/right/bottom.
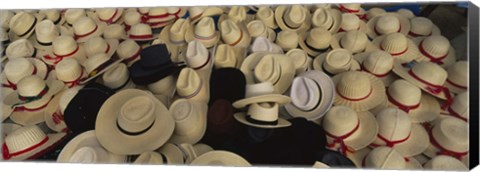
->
[[129, 44, 186, 85], [314, 149, 356, 168]]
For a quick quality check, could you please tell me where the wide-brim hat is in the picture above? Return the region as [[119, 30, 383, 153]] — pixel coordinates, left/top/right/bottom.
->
[[371, 34, 420, 64], [298, 29, 337, 57], [370, 122, 430, 157], [423, 155, 469, 171], [353, 52, 399, 87], [43, 89, 68, 132], [239, 52, 296, 94], [366, 13, 411, 39], [332, 71, 386, 112], [332, 32, 377, 54], [4, 79, 64, 109], [346, 111, 378, 150], [95, 89, 175, 155], [57, 130, 126, 163], [274, 5, 312, 33], [188, 7, 224, 24], [234, 111, 291, 129], [312, 51, 361, 76], [373, 92, 441, 123], [167, 99, 208, 144], [312, 8, 342, 34], [412, 37, 456, 69], [284, 70, 335, 121], [190, 150, 251, 167]]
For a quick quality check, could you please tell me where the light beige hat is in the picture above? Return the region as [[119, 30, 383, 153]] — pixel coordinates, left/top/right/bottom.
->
[[185, 40, 214, 81], [174, 143, 214, 164], [370, 108, 430, 157], [232, 82, 291, 109], [362, 146, 407, 169], [332, 71, 386, 112], [159, 18, 190, 47], [84, 36, 119, 57], [275, 30, 299, 52], [128, 23, 155, 41], [95, 89, 175, 155], [312, 161, 330, 168], [346, 147, 372, 168], [423, 117, 468, 160], [396, 8, 416, 19], [2, 125, 66, 161], [323, 106, 378, 154], [298, 27, 335, 56], [103, 24, 128, 40], [191, 151, 251, 167], [102, 63, 135, 91], [247, 20, 276, 43], [0, 10, 15, 30], [372, 33, 420, 64], [312, 49, 361, 76], [337, 4, 366, 18], [143, 7, 174, 24], [366, 8, 387, 20], [392, 61, 453, 101], [413, 35, 456, 69], [43, 89, 70, 132], [133, 151, 167, 164], [123, 11, 142, 31], [116, 39, 142, 66], [442, 91, 468, 121], [366, 13, 411, 39], [5, 38, 38, 59], [284, 70, 335, 120], [214, 44, 238, 68], [147, 75, 177, 98], [176, 68, 210, 103], [167, 99, 207, 144], [249, 36, 283, 54], [72, 16, 106, 43], [42, 35, 87, 66], [444, 61, 467, 94], [55, 58, 87, 88], [188, 7, 224, 24], [1, 123, 21, 141], [311, 8, 342, 33], [185, 17, 220, 48], [57, 130, 126, 163], [408, 17, 441, 38], [227, 6, 249, 23], [157, 143, 188, 164], [285, 49, 311, 75], [234, 101, 292, 129], [255, 6, 277, 29], [95, 8, 124, 24], [338, 13, 367, 33], [81, 52, 123, 84], [3, 57, 49, 87], [9, 12, 38, 40], [373, 79, 440, 123], [333, 30, 376, 54], [423, 155, 468, 171], [220, 19, 252, 48], [33, 20, 60, 50], [240, 53, 296, 94], [275, 5, 312, 33], [64, 9, 87, 26], [40, 9, 65, 25], [353, 50, 398, 87]]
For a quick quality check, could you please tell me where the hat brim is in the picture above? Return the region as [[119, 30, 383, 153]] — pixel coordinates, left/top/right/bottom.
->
[[7, 132, 67, 161], [325, 9, 343, 34], [43, 90, 68, 132], [232, 94, 291, 109], [444, 80, 467, 95], [274, 6, 312, 33], [353, 52, 399, 87], [333, 72, 386, 112], [80, 55, 124, 84], [392, 123, 430, 157], [331, 32, 376, 54], [366, 13, 411, 40], [105, 38, 120, 57], [392, 62, 451, 100], [387, 93, 441, 123], [284, 71, 335, 121], [191, 151, 251, 167], [1, 103, 14, 122], [345, 147, 372, 168], [190, 7, 224, 24], [95, 89, 175, 155], [406, 24, 441, 39], [371, 35, 420, 64], [157, 143, 184, 164], [342, 111, 379, 150], [185, 27, 220, 49], [298, 30, 336, 57], [312, 52, 361, 74], [167, 101, 208, 144], [405, 157, 423, 170], [57, 130, 126, 163], [4, 79, 65, 108], [234, 112, 291, 129], [412, 37, 456, 69], [75, 22, 107, 43]]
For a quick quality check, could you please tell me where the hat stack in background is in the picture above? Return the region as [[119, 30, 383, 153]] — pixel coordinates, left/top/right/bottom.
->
[[0, 3, 470, 171]]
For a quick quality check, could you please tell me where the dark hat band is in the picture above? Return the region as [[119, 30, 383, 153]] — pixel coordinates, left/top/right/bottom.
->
[[246, 115, 278, 126], [17, 17, 37, 37], [116, 119, 155, 136]]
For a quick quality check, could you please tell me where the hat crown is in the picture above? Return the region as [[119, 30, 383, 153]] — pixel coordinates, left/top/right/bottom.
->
[[102, 63, 129, 89], [380, 33, 408, 54], [421, 35, 450, 58], [84, 36, 109, 57], [363, 50, 394, 75], [4, 58, 35, 84], [340, 3, 361, 10], [68, 146, 109, 163], [195, 17, 216, 37], [324, 49, 353, 73], [336, 71, 372, 99], [276, 30, 299, 49], [137, 7, 150, 14], [17, 75, 47, 97], [411, 61, 447, 86], [286, 49, 309, 72], [117, 39, 140, 59], [253, 55, 281, 84], [42, 9, 60, 21], [214, 44, 236, 68], [5, 125, 48, 155], [307, 27, 332, 49], [0, 10, 15, 28], [290, 77, 321, 111], [35, 20, 59, 43], [340, 30, 368, 53], [176, 68, 202, 97], [424, 155, 468, 170], [366, 8, 386, 20], [73, 17, 98, 35], [256, 7, 274, 26], [410, 17, 434, 35], [9, 12, 36, 36], [244, 82, 275, 98], [447, 61, 467, 88], [220, 20, 241, 44], [322, 106, 359, 135], [186, 40, 209, 68], [103, 24, 126, 40], [247, 20, 267, 37], [117, 96, 157, 133], [341, 13, 360, 31], [6, 39, 35, 59], [375, 15, 401, 35], [283, 5, 306, 28], [134, 152, 164, 164], [312, 8, 333, 28], [375, 108, 412, 141], [170, 99, 202, 135], [247, 102, 279, 122], [388, 79, 421, 106], [53, 36, 77, 55], [64, 9, 86, 24], [228, 6, 247, 23], [396, 9, 415, 19], [432, 118, 468, 152], [188, 7, 205, 17], [129, 23, 152, 36], [55, 58, 83, 82], [365, 147, 406, 169], [123, 11, 141, 25], [96, 8, 119, 20], [84, 53, 110, 74], [450, 91, 468, 118], [169, 18, 189, 42]]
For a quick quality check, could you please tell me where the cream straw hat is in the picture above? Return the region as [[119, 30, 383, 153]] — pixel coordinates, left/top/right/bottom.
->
[[247, 20, 276, 43], [353, 50, 398, 87], [298, 27, 335, 56], [191, 151, 251, 167], [33, 20, 60, 50], [285, 48, 311, 74], [9, 12, 38, 40], [422, 117, 468, 160], [101, 63, 136, 91], [41, 9, 66, 25], [128, 23, 155, 41], [366, 13, 411, 39], [159, 18, 190, 47], [423, 155, 468, 171], [147, 75, 177, 98], [442, 91, 468, 121], [3, 57, 49, 88], [220, 19, 252, 48], [338, 13, 367, 33], [42, 35, 87, 66], [116, 39, 142, 66], [275, 5, 312, 33], [214, 44, 238, 68], [312, 49, 361, 76], [366, 8, 386, 20], [43, 89, 71, 132], [185, 40, 214, 82], [407, 17, 441, 38], [185, 17, 220, 48], [232, 82, 290, 109], [396, 8, 416, 19], [311, 8, 342, 33], [412, 35, 456, 69], [72, 16, 106, 43], [371, 33, 420, 64], [123, 11, 142, 31], [103, 24, 128, 40], [81, 52, 123, 84], [250, 36, 283, 54], [255, 6, 277, 29], [167, 99, 207, 144], [332, 30, 375, 54], [175, 68, 210, 103], [275, 30, 299, 52], [444, 61, 468, 94], [5, 38, 38, 59], [55, 58, 87, 88], [95, 8, 124, 25], [84, 36, 119, 57], [337, 4, 366, 19], [362, 147, 407, 169], [187, 7, 224, 24]]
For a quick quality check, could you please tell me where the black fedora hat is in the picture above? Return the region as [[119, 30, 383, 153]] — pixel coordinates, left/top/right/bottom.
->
[[208, 68, 246, 106], [129, 44, 186, 85], [63, 82, 116, 136]]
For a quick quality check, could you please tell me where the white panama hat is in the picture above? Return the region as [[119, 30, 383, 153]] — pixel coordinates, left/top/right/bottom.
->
[[312, 49, 361, 76], [366, 13, 411, 39], [190, 151, 251, 167], [167, 99, 208, 144], [444, 61, 468, 94], [412, 35, 456, 69], [353, 50, 398, 87]]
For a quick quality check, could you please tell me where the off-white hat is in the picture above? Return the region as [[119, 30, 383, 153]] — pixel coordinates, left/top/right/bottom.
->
[[338, 13, 367, 33], [312, 49, 361, 76], [396, 8, 416, 19], [372, 33, 420, 64], [247, 20, 276, 43], [362, 146, 407, 169], [116, 39, 142, 66], [275, 30, 299, 52], [64, 9, 87, 26], [81, 52, 123, 84], [255, 6, 277, 29], [332, 30, 374, 54], [0, 10, 15, 30], [72, 16, 106, 43], [366, 8, 386, 20], [311, 8, 342, 33], [412, 35, 456, 69], [33, 20, 60, 50], [147, 75, 177, 98], [442, 91, 468, 121], [159, 18, 190, 47], [408, 17, 441, 38], [220, 19, 252, 48], [5, 38, 37, 59], [41, 9, 66, 25], [423, 155, 468, 171], [42, 35, 87, 66], [95, 8, 124, 24], [187, 7, 224, 24], [55, 58, 87, 88], [366, 13, 411, 39], [285, 49, 311, 74], [102, 63, 135, 91], [444, 61, 468, 94], [337, 4, 366, 19], [227, 6, 249, 23], [214, 44, 238, 68], [249, 36, 283, 54], [298, 27, 335, 56], [353, 50, 398, 87], [9, 12, 38, 40], [232, 82, 291, 109], [176, 68, 210, 103], [103, 24, 128, 40], [274, 5, 312, 33], [3, 57, 49, 87], [84, 36, 119, 57], [185, 17, 220, 48], [123, 11, 142, 31], [128, 23, 155, 41], [422, 117, 468, 160], [185, 40, 214, 81], [191, 151, 251, 167], [167, 99, 207, 144]]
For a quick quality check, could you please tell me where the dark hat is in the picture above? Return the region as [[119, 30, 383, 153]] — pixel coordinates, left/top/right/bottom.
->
[[208, 68, 246, 106], [314, 149, 356, 168], [63, 82, 116, 136], [201, 99, 243, 149], [128, 44, 186, 85]]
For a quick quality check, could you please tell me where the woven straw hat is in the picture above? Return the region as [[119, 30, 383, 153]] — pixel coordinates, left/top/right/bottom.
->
[[298, 27, 335, 56], [191, 151, 251, 167], [422, 117, 468, 160], [175, 143, 214, 164], [366, 13, 411, 39], [185, 40, 214, 81], [346, 147, 372, 168], [275, 30, 299, 52], [64, 9, 88, 26], [250, 36, 283, 54], [353, 50, 398, 87], [95, 8, 124, 24], [3, 57, 49, 86], [408, 17, 441, 38], [284, 70, 335, 121], [72, 16, 106, 43], [396, 8, 416, 19], [187, 7, 224, 24], [370, 108, 430, 157], [234, 101, 292, 129], [57, 130, 126, 163], [159, 18, 190, 47], [247, 20, 276, 43], [227, 6, 249, 23], [255, 6, 277, 29], [220, 19, 252, 48], [362, 147, 407, 169], [43, 89, 72, 132], [84, 36, 119, 57], [128, 23, 155, 41], [147, 75, 177, 97], [42, 35, 87, 66], [175, 68, 210, 103], [312, 49, 361, 76], [332, 71, 386, 111], [232, 82, 291, 109], [372, 33, 420, 64], [338, 13, 367, 33], [103, 24, 128, 40], [285, 49, 311, 74], [337, 4, 366, 18], [442, 91, 468, 121], [214, 44, 238, 68], [2, 125, 66, 161], [9, 12, 38, 40], [33, 20, 60, 50], [55, 58, 87, 88], [123, 11, 142, 31], [423, 155, 468, 170], [81, 52, 123, 84], [167, 99, 208, 144], [322, 106, 378, 153], [0, 10, 14, 30], [412, 35, 456, 69], [275, 5, 312, 33], [101, 63, 136, 91], [185, 17, 220, 48], [444, 61, 468, 94], [366, 8, 386, 20], [5, 38, 38, 59], [95, 89, 175, 155], [116, 39, 142, 66], [332, 30, 375, 54], [311, 8, 342, 33], [40, 9, 65, 25]]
